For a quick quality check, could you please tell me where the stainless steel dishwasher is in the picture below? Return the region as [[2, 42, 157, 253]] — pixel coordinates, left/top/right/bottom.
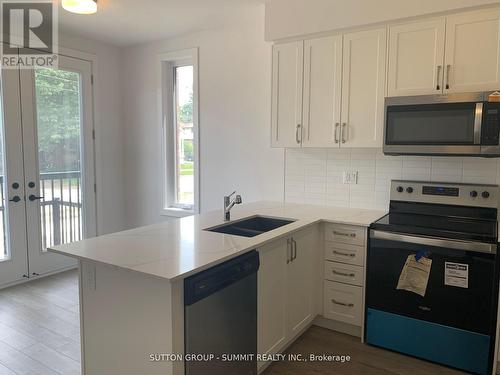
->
[[184, 250, 259, 375]]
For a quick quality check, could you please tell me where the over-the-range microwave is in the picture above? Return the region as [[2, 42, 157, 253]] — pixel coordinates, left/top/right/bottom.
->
[[383, 92, 500, 157]]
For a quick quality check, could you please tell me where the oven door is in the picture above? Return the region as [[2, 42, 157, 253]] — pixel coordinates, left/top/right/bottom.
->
[[366, 230, 497, 375], [384, 95, 483, 156]]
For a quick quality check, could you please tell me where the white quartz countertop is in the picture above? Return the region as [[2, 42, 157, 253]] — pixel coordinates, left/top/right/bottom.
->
[[48, 201, 386, 281]]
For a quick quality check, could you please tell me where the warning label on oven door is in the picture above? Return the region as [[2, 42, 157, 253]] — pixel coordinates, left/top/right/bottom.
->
[[444, 262, 469, 288]]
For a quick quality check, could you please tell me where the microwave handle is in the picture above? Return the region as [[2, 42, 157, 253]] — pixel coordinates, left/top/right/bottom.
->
[[474, 102, 483, 145]]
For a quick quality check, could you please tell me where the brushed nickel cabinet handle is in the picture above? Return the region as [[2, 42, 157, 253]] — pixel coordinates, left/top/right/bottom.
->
[[332, 269, 356, 278], [436, 65, 442, 90], [331, 298, 354, 308], [334, 123, 340, 143], [332, 250, 356, 258], [295, 124, 301, 144], [333, 231, 356, 238], [446, 64, 451, 90], [341, 123, 346, 144], [286, 239, 291, 264]]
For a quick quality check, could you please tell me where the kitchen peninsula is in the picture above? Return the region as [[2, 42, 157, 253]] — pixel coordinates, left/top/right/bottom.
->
[[49, 201, 385, 375]]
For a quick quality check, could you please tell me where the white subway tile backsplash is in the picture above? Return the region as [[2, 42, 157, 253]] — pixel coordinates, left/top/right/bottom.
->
[[284, 148, 500, 209]]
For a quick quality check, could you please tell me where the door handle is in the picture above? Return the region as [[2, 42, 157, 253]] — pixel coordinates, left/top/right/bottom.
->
[[28, 194, 44, 201], [332, 269, 355, 278], [436, 65, 442, 90], [332, 250, 356, 258], [331, 298, 354, 308], [334, 123, 340, 144], [292, 238, 297, 261], [295, 124, 301, 144], [445, 64, 451, 90], [341, 123, 346, 144], [9, 196, 21, 203], [333, 231, 356, 238]]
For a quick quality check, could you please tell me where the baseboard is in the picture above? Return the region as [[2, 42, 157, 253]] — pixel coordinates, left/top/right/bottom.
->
[[313, 316, 362, 338], [0, 265, 77, 290]]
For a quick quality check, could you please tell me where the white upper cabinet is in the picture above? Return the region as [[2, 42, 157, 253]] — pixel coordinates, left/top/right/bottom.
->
[[302, 35, 342, 147], [271, 41, 304, 148], [444, 8, 500, 93], [271, 6, 500, 146], [341, 28, 387, 148], [388, 18, 446, 96]]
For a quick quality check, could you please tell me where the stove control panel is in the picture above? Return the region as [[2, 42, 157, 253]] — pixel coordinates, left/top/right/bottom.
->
[[391, 180, 499, 208]]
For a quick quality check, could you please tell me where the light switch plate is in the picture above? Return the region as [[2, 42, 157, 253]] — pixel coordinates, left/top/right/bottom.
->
[[343, 171, 358, 184]]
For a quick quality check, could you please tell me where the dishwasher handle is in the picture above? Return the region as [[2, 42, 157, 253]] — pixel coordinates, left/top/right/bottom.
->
[[184, 250, 260, 306]]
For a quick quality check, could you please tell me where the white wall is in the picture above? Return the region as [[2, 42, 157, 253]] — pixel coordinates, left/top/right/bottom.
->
[[285, 148, 500, 210], [265, 0, 500, 41], [121, 5, 284, 228], [58, 33, 127, 235]]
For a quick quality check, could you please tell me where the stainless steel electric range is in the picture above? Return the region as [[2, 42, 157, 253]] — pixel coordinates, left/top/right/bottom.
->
[[366, 180, 500, 375]]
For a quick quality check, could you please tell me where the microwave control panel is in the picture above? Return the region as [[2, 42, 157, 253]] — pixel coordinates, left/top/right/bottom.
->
[[482, 102, 500, 146]]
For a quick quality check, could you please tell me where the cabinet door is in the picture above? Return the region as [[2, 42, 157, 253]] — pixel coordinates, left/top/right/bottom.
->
[[302, 35, 342, 147], [286, 226, 319, 337], [388, 18, 445, 96], [340, 28, 386, 148], [445, 8, 500, 93], [271, 41, 304, 148], [257, 238, 288, 362]]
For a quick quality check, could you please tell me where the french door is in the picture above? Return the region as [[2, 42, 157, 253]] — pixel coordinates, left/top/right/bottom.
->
[[0, 51, 96, 287]]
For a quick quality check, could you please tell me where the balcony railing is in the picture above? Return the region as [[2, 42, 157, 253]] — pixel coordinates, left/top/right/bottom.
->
[[0, 171, 82, 260]]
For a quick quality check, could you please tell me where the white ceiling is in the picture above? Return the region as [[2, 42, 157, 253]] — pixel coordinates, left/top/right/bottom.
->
[[57, 0, 265, 46]]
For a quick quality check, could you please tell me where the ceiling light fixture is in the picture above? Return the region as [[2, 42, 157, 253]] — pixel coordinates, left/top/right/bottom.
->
[[62, 0, 97, 15]]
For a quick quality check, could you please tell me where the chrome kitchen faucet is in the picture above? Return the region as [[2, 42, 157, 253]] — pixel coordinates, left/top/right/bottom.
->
[[223, 191, 242, 221]]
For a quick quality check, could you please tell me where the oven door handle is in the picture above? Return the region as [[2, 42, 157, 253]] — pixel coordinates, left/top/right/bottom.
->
[[370, 230, 497, 254]]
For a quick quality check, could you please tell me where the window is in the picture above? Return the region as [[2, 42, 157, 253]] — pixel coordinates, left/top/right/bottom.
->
[[160, 49, 199, 216]]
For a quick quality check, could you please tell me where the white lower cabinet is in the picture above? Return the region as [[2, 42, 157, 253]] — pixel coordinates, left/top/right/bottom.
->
[[323, 280, 363, 326], [324, 261, 364, 287], [286, 227, 317, 337], [322, 223, 367, 330], [257, 238, 288, 359], [324, 241, 365, 266], [257, 225, 319, 367]]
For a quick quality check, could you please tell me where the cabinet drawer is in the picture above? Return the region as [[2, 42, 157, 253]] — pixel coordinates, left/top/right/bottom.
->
[[324, 261, 364, 286], [324, 224, 366, 246], [324, 242, 365, 266], [323, 281, 363, 326]]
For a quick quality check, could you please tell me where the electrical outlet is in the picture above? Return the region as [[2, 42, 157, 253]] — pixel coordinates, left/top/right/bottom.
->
[[343, 171, 358, 184]]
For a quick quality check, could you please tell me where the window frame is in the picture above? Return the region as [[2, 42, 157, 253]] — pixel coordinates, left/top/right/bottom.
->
[[159, 48, 199, 217]]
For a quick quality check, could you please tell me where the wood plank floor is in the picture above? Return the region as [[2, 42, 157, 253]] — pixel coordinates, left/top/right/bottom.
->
[[0, 270, 80, 375], [0, 270, 467, 375], [263, 326, 467, 375]]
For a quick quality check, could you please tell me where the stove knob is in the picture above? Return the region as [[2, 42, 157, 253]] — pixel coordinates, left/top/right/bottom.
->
[[396, 186, 404, 193], [470, 190, 478, 198], [406, 187, 414, 194], [482, 191, 490, 199]]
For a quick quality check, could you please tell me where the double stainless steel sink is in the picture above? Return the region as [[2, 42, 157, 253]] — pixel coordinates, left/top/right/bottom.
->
[[205, 215, 295, 237]]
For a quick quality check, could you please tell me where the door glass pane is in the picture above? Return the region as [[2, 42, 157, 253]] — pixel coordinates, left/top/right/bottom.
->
[[34, 68, 83, 250], [174, 65, 194, 207], [386, 103, 476, 145], [0, 79, 9, 261]]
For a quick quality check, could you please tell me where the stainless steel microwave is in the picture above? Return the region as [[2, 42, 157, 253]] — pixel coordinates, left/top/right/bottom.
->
[[383, 92, 500, 157]]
